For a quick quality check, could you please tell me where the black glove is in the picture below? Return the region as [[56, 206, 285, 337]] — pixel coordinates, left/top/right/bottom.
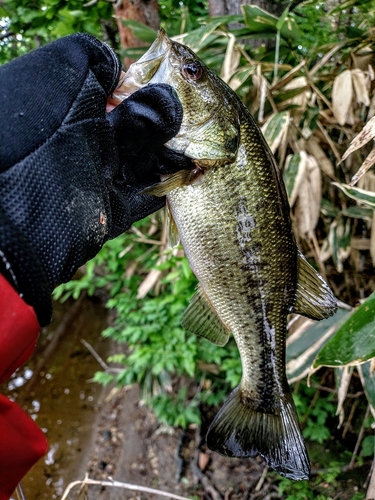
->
[[0, 33, 192, 326]]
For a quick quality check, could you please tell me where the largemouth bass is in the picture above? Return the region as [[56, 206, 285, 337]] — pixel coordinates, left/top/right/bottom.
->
[[115, 30, 337, 480]]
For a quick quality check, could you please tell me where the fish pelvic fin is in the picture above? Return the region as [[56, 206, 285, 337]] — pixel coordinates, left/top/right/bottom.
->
[[182, 285, 230, 346], [165, 201, 180, 247], [293, 250, 337, 320], [206, 386, 310, 481]]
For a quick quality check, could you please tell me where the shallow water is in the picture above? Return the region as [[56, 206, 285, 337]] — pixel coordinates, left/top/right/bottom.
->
[[3, 295, 111, 499]]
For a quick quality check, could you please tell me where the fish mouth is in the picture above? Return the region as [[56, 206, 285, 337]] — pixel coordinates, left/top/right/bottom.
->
[[135, 28, 172, 66], [107, 29, 172, 109]]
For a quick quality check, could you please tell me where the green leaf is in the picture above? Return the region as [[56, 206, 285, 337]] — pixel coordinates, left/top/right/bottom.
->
[[242, 5, 300, 43], [329, 0, 364, 14], [286, 307, 349, 383], [276, 5, 290, 31], [358, 360, 375, 417], [328, 215, 352, 273], [314, 292, 375, 368], [361, 435, 374, 457], [279, 13, 301, 44], [242, 5, 278, 34], [321, 198, 339, 218], [121, 20, 157, 43], [283, 153, 306, 206], [341, 205, 374, 219], [261, 111, 289, 154], [178, 18, 240, 52], [334, 182, 375, 209]]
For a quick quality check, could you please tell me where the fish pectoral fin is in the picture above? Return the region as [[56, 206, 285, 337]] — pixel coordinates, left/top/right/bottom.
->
[[141, 170, 195, 197], [181, 285, 230, 346], [166, 201, 180, 247], [206, 387, 311, 481], [293, 250, 338, 321]]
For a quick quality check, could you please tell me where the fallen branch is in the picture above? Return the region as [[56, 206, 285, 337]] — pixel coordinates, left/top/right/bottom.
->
[[80, 339, 123, 373], [254, 465, 269, 492], [61, 475, 193, 500]]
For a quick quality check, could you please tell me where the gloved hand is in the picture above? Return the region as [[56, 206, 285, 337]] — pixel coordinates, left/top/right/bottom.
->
[[0, 33, 191, 327]]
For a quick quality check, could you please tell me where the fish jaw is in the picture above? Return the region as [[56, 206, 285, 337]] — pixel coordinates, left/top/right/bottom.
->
[[115, 30, 240, 163], [111, 29, 172, 99]]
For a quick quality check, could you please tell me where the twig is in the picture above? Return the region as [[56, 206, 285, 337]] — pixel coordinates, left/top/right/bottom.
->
[[309, 382, 363, 399], [349, 405, 370, 469], [191, 462, 223, 500], [133, 237, 164, 246], [80, 339, 123, 374], [317, 121, 341, 162], [342, 398, 359, 439], [254, 465, 268, 492], [301, 370, 329, 427], [224, 487, 233, 500], [15, 483, 26, 500], [84, 0, 116, 4], [61, 475, 194, 500]]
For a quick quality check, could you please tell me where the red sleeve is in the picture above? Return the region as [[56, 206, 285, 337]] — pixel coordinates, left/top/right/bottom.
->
[[0, 274, 48, 499], [0, 273, 40, 382], [0, 395, 48, 499]]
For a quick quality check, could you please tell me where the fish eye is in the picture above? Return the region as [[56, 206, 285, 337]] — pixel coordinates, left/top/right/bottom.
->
[[182, 61, 203, 82]]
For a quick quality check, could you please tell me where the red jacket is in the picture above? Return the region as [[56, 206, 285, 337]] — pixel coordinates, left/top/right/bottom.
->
[[0, 274, 48, 499]]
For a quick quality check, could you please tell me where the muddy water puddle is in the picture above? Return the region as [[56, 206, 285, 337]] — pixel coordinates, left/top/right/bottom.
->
[[3, 295, 111, 499]]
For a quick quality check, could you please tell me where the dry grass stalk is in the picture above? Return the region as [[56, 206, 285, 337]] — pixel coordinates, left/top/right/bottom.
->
[[61, 474, 194, 500]]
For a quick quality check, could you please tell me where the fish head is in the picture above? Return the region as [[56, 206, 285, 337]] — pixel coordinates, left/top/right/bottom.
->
[[118, 29, 240, 164]]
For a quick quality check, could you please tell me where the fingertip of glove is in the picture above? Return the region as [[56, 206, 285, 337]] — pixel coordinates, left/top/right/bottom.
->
[[69, 33, 122, 95], [128, 83, 183, 142], [108, 83, 183, 150]]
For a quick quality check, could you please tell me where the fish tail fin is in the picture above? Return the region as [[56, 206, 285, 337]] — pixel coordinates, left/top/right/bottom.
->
[[206, 386, 310, 480]]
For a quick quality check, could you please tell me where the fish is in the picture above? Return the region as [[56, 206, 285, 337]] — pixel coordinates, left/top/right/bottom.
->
[[114, 29, 337, 480]]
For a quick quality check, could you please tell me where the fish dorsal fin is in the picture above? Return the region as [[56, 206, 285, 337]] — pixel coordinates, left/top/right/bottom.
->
[[142, 169, 195, 197], [293, 250, 337, 320], [165, 201, 180, 248], [182, 285, 230, 346]]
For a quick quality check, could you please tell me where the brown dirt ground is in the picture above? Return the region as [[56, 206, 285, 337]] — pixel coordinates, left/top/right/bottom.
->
[[6, 295, 371, 500], [79, 385, 270, 500]]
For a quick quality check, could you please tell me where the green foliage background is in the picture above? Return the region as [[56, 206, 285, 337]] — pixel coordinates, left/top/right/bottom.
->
[[3, 1, 375, 498]]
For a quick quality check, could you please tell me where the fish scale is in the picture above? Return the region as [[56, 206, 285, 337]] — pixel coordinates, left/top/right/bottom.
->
[[168, 113, 295, 420], [117, 29, 338, 481]]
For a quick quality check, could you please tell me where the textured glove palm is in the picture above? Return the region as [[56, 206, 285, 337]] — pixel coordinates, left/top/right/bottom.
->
[[0, 33, 189, 325]]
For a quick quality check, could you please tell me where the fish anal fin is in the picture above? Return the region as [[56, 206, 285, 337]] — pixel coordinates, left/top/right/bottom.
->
[[142, 169, 196, 197], [293, 250, 337, 321], [182, 285, 230, 346], [206, 386, 310, 481]]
